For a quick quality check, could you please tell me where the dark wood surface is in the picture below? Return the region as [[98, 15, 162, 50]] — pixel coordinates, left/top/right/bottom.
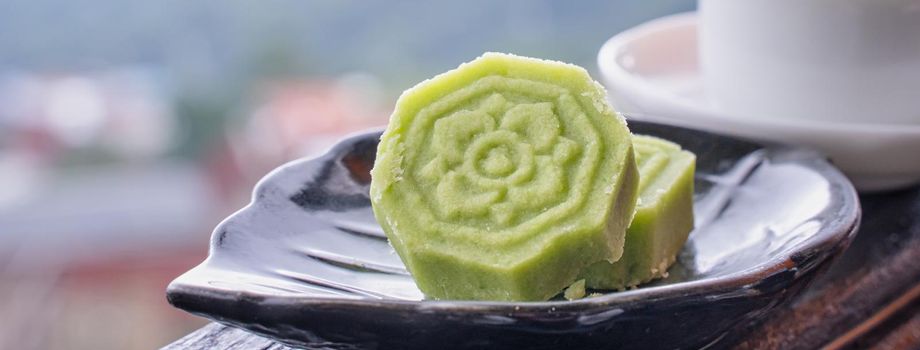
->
[[162, 186, 920, 350]]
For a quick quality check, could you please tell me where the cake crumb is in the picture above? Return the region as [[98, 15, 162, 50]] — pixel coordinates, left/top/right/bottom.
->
[[564, 279, 586, 300]]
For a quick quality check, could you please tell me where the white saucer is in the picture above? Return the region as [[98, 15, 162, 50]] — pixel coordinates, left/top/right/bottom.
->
[[597, 12, 920, 192]]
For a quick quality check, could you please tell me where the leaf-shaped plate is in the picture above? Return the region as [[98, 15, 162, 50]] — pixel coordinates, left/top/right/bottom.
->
[[167, 120, 860, 349]]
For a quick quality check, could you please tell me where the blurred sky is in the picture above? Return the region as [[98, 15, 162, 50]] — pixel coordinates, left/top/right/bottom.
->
[[0, 0, 694, 90], [0, 1, 694, 349]]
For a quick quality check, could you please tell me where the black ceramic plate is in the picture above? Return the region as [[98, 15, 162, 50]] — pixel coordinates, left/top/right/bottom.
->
[[167, 121, 860, 350]]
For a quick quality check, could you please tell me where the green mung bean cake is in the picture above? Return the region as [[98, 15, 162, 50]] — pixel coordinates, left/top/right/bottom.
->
[[370, 53, 639, 301], [581, 135, 695, 290]]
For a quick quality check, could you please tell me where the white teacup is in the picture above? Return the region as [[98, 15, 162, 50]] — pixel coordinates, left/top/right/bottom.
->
[[699, 0, 920, 124]]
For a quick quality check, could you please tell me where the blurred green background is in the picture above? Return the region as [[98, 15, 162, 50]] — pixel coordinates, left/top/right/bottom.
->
[[0, 1, 694, 348]]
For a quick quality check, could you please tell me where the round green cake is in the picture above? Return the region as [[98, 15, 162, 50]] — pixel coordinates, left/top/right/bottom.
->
[[580, 135, 696, 290], [370, 53, 638, 301]]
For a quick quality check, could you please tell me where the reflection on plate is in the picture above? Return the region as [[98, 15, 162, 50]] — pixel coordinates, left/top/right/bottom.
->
[[597, 12, 920, 192], [167, 121, 860, 349]]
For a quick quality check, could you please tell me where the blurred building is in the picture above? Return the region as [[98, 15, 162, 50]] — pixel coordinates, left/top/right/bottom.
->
[[227, 74, 389, 183], [0, 69, 389, 349], [0, 68, 214, 349]]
